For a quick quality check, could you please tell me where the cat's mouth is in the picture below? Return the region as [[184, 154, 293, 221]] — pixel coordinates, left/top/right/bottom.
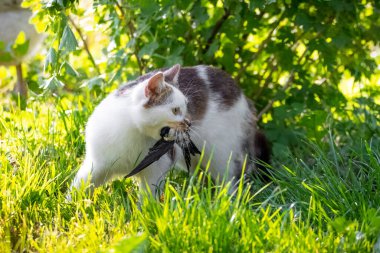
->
[[162, 118, 191, 142], [167, 118, 191, 133]]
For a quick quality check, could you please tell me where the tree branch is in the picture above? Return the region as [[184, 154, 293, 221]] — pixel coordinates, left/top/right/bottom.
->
[[68, 16, 101, 75], [253, 57, 277, 100], [203, 7, 231, 54], [14, 64, 27, 99], [256, 23, 331, 121], [235, 11, 285, 82], [257, 47, 309, 120], [114, 1, 143, 75], [114, 0, 125, 17]]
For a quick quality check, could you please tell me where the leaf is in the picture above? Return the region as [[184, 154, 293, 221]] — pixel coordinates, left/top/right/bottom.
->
[[0, 48, 12, 63], [109, 68, 122, 85], [40, 76, 65, 90], [81, 76, 104, 89], [138, 0, 159, 18], [165, 55, 183, 67], [44, 48, 58, 72], [57, 0, 65, 7], [218, 42, 235, 72], [101, 234, 147, 253], [205, 39, 219, 59], [138, 41, 159, 58], [249, 0, 266, 10], [191, 2, 209, 25], [277, 47, 294, 70], [12, 31, 30, 57], [27, 79, 44, 94], [172, 18, 190, 36], [295, 12, 314, 31], [332, 33, 351, 49], [63, 62, 79, 77], [59, 25, 78, 52], [165, 46, 184, 66]]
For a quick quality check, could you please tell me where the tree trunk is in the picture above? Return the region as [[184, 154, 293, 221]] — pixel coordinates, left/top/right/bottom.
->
[[14, 64, 28, 99]]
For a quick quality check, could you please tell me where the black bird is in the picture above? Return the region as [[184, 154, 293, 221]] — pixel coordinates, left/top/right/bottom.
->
[[125, 127, 200, 179]]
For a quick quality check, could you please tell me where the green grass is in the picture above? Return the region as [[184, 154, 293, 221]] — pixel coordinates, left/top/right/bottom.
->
[[1, 93, 380, 252]]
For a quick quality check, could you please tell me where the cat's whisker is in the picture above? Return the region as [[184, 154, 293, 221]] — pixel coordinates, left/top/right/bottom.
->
[[189, 127, 202, 139], [189, 125, 202, 134], [183, 89, 203, 97], [182, 84, 204, 97], [182, 88, 191, 97], [188, 119, 202, 124], [188, 123, 201, 129]]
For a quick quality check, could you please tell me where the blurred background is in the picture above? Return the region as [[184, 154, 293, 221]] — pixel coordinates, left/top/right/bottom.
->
[[1, 0, 379, 157]]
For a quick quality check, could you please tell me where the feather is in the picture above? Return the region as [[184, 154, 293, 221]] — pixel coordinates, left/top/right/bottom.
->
[[124, 139, 175, 178], [125, 126, 200, 178]]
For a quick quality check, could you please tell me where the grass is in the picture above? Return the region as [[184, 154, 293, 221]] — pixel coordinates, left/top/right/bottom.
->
[[1, 92, 380, 252]]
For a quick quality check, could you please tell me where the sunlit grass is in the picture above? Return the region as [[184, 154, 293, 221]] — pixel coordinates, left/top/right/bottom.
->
[[1, 91, 380, 252]]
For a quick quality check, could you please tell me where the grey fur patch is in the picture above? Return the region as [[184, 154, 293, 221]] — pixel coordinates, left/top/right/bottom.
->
[[144, 85, 174, 108], [233, 158, 243, 179], [206, 66, 241, 109], [177, 67, 209, 122], [116, 80, 138, 96]]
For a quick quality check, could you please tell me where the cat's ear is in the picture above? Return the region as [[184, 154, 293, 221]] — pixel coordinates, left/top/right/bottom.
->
[[145, 72, 164, 97], [164, 64, 181, 85]]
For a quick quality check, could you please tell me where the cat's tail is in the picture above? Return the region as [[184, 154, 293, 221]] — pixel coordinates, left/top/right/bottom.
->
[[253, 130, 272, 181]]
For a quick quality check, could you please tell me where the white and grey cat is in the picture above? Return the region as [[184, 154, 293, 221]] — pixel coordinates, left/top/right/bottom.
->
[[70, 64, 270, 196]]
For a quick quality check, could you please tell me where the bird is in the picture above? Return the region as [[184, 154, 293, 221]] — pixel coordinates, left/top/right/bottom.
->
[[125, 126, 201, 179], [0, 0, 44, 98]]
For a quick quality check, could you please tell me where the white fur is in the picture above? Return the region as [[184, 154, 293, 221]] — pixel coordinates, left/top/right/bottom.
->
[[189, 95, 251, 184], [196, 65, 210, 85], [70, 72, 188, 196]]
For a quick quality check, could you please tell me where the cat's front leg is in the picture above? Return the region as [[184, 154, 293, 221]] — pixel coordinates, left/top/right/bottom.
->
[[67, 158, 113, 200]]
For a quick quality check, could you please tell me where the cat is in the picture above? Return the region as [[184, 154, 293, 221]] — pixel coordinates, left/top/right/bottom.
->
[[69, 64, 271, 197]]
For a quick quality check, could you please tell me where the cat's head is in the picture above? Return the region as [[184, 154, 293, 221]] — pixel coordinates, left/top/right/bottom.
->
[[119, 64, 188, 139]]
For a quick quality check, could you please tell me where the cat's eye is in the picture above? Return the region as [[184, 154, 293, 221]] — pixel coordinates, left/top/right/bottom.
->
[[172, 107, 181, 116]]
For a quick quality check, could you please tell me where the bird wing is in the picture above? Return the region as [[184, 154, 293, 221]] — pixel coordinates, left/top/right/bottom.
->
[[125, 139, 175, 178]]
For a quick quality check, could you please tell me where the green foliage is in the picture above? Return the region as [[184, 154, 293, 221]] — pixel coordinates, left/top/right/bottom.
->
[[21, 0, 379, 153], [0, 31, 30, 63], [59, 25, 78, 52]]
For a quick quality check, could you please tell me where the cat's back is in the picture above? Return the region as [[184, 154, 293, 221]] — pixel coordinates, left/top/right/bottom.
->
[[177, 65, 245, 121]]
